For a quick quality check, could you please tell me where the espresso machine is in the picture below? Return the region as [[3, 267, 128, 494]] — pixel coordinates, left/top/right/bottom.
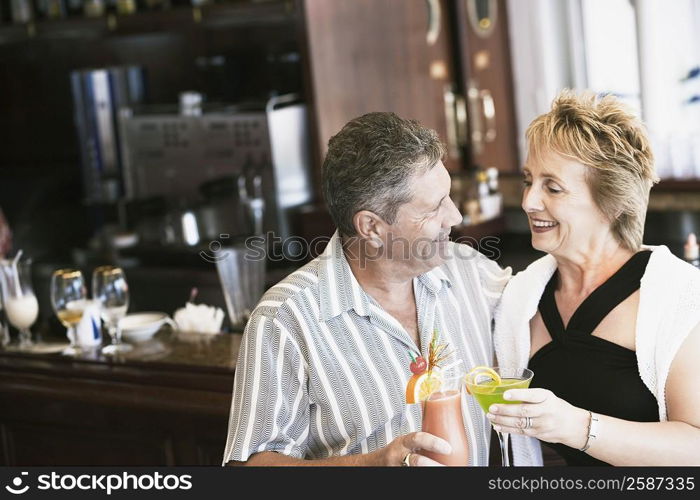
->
[[118, 93, 313, 256]]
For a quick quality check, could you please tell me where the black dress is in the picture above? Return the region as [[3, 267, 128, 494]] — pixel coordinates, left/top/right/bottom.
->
[[528, 250, 658, 466]]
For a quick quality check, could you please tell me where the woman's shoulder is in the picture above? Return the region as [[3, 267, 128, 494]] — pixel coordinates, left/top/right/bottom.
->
[[497, 254, 557, 319], [644, 245, 700, 290], [507, 253, 558, 287], [639, 245, 700, 343]]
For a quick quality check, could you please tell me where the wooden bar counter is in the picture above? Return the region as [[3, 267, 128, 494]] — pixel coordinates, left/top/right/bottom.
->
[[0, 330, 240, 466]]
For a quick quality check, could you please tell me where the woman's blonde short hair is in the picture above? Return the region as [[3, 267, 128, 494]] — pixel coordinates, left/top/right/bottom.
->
[[526, 90, 658, 251]]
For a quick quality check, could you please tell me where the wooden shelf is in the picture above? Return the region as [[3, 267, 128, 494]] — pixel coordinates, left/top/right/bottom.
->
[[0, 1, 295, 45], [451, 215, 506, 241], [654, 179, 700, 192], [0, 23, 29, 44], [500, 173, 700, 193], [200, 0, 296, 27]]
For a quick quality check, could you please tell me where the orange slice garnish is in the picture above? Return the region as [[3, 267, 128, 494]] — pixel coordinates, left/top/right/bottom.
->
[[405, 370, 443, 404]]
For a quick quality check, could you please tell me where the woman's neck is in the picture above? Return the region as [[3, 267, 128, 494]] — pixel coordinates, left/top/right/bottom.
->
[[554, 240, 636, 297]]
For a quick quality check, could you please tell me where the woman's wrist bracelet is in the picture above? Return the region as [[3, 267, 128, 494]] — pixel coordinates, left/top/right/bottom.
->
[[579, 410, 600, 452]]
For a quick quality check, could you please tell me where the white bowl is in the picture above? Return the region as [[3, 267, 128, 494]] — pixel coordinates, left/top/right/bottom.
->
[[119, 312, 176, 343]]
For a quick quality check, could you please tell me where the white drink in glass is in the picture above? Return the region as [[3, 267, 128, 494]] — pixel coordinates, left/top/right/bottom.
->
[[5, 294, 39, 329]]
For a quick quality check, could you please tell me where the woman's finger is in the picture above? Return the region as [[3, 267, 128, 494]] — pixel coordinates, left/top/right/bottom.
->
[[502, 388, 549, 403], [492, 423, 537, 436], [487, 413, 539, 430], [488, 402, 544, 418]]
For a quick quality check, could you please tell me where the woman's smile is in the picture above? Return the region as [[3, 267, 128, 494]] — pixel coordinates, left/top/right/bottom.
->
[[530, 217, 559, 233]]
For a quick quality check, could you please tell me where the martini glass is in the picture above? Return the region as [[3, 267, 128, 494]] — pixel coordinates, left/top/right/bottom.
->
[[465, 367, 533, 467]]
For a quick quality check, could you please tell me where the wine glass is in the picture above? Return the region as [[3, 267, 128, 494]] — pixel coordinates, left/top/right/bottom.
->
[[1, 258, 39, 349], [92, 266, 131, 355], [50, 269, 87, 356], [465, 367, 534, 467]]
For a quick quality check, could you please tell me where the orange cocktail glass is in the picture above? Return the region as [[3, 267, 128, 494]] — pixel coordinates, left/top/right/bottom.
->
[[421, 371, 469, 466]]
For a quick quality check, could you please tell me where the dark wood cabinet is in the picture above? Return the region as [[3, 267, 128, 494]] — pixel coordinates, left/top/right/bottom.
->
[[301, 0, 461, 173], [451, 0, 519, 173], [0, 333, 239, 466], [300, 0, 520, 177]]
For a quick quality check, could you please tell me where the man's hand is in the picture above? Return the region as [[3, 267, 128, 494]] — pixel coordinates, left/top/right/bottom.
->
[[374, 431, 452, 466], [230, 432, 453, 466]]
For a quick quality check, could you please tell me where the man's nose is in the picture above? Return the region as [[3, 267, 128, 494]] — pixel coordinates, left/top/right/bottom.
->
[[445, 196, 463, 227], [522, 186, 544, 213]]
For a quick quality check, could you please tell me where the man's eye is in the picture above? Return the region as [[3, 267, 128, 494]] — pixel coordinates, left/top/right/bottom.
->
[[547, 184, 562, 194], [523, 179, 532, 187]]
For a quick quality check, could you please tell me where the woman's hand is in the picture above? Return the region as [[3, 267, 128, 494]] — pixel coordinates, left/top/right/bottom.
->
[[487, 388, 590, 449]]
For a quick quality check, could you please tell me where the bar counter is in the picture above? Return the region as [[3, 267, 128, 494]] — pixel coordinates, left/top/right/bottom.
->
[[0, 330, 240, 466]]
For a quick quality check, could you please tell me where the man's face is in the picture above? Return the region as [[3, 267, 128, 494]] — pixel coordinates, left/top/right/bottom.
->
[[383, 161, 463, 274]]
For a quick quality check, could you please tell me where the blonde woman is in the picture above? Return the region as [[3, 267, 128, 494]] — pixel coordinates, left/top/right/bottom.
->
[[494, 91, 700, 465]]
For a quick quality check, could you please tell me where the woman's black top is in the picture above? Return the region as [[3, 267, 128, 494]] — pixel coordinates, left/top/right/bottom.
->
[[528, 250, 658, 466]]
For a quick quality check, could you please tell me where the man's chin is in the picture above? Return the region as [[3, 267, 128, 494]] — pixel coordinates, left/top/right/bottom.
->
[[416, 252, 447, 270]]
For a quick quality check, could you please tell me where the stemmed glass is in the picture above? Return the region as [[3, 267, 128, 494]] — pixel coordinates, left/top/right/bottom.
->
[[1, 259, 38, 349], [465, 367, 534, 467], [92, 266, 131, 355], [50, 269, 87, 356]]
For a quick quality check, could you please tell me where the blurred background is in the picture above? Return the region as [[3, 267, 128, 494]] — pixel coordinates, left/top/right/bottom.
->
[[0, 0, 698, 466]]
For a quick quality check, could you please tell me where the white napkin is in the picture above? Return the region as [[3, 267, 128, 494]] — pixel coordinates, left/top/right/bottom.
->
[[76, 300, 103, 348], [173, 302, 224, 334]]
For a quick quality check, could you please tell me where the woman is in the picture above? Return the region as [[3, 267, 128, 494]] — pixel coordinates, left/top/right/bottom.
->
[[493, 90, 700, 466]]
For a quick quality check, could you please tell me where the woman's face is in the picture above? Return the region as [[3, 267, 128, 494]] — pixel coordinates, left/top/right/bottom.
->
[[521, 148, 612, 257]]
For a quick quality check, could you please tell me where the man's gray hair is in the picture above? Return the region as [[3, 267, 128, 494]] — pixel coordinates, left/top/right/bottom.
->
[[322, 112, 447, 237]]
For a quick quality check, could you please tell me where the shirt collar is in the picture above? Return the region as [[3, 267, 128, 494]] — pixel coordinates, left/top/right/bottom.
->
[[318, 231, 453, 321], [417, 264, 452, 294], [318, 231, 371, 321]]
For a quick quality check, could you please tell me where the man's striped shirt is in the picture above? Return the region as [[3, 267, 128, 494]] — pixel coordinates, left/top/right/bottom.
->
[[223, 232, 511, 465]]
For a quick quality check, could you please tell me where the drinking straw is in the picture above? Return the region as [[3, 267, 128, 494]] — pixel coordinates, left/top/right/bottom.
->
[[11, 249, 23, 296]]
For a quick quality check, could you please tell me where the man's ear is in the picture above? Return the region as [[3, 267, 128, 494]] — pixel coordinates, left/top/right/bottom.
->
[[353, 210, 385, 248]]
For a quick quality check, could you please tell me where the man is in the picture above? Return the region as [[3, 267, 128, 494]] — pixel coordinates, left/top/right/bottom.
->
[[223, 112, 511, 466]]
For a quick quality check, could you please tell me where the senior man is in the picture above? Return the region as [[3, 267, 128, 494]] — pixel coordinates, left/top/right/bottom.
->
[[223, 112, 511, 466]]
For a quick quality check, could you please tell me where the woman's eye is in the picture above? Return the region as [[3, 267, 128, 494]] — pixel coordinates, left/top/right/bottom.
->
[[523, 179, 532, 187], [547, 185, 562, 194]]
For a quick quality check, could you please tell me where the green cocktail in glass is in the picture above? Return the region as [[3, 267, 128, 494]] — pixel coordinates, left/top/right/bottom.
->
[[465, 367, 534, 467]]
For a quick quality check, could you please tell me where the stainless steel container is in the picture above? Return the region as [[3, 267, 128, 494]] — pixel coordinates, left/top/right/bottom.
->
[[215, 241, 266, 330]]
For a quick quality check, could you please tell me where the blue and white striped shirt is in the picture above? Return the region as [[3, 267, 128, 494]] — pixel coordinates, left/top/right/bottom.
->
[[223, 231, 511, 465]]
